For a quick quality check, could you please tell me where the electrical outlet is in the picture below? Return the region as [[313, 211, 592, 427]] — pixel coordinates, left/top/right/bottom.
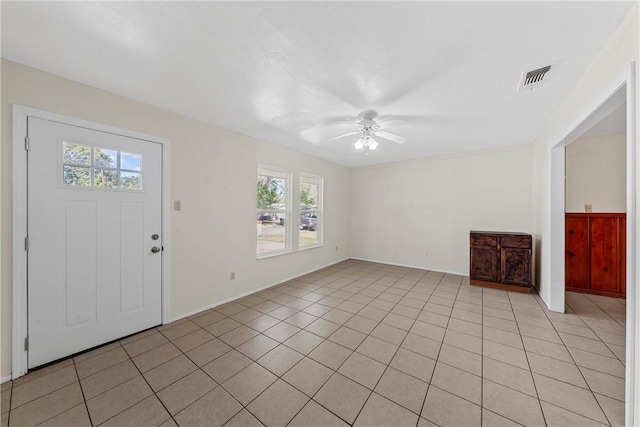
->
[[230, 272, 236, 281], [174, 200, 182, 211], [585, 204, 592, 213]]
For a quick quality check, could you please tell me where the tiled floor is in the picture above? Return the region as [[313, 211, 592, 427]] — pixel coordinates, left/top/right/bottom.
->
[[1, 260, 627, 426]]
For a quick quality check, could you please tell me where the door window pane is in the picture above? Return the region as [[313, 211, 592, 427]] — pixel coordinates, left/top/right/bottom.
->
[[63, 142, 91, 165], [61, 142, 143, 191], [121, 172, 142, 190], [63, 165, 91, 186], [94, 148, 118, 168], [121, 152, 142, 171], [94, 168, 118, 188]]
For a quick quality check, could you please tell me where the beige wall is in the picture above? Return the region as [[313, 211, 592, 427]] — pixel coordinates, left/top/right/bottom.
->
[[350, 145, 532, 275], [565, 133, 626, 213], [0, 60, 351, 379]]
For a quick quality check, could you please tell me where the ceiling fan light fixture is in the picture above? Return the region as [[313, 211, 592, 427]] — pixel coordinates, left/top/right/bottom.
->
[[362, 134, 375, 146], [354, 133, 377, 151], [328, 110, 406, 152]]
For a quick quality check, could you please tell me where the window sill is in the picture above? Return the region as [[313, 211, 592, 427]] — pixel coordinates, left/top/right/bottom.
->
[[298, 244, 323, 252], [256, 244, 323, 260]]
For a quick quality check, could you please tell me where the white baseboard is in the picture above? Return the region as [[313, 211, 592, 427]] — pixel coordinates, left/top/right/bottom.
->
[[1, 375, 12, 384], [171, 257, 351, 322], [349, 256, 467, 278]]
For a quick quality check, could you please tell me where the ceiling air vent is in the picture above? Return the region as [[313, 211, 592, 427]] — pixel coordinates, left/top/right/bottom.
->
[[518, 65, 553, 92]]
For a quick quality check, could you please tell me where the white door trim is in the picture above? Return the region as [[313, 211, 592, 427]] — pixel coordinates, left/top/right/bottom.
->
[[11, 105, 171, 379], [626, 60, 638, 427]]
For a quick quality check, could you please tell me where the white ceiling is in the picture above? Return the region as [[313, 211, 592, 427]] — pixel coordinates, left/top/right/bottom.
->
[[581, 103, 627, 138], [1, 1, 635, 167]]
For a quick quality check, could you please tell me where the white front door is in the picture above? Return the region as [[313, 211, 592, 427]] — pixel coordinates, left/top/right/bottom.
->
[[27, 117, 163, 368]]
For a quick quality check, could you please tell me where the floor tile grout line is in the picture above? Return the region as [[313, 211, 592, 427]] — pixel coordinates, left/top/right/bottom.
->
[[418, 275, 468, 425], [506, 290, 547, 427], [9, 262, 625, 427], [533, 292, 614, 426], [336, 270, 428, 426], [207, 265, 414, 425], [304, 270, 426, 424], [302, 267, 439, 424], [338, 269, 433, 425], [562, 298, 627, 365], [91, 351, 174, 427], [573, 293, 625, 329], [239, 265, 401, 425]]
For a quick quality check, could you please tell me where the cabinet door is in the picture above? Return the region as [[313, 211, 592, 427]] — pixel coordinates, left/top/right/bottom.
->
[[500, 248, 531, 286], [620, 217, 626, 296], [470, 246, 499, 282], [590, 217, 619, 294], [565, 217, 589, 289]]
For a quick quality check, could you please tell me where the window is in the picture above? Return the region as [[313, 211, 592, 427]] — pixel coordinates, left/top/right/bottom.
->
[[299, 173, 322, 248], [257, 166, 289, 256], [62, 142, 142, 190]]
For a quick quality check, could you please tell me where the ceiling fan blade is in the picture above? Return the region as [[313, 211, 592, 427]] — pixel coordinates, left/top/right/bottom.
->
[[318, 115, 359, 125], [376, 119, 405, 129], [374, 130, 407, 144], [326, 130, 361, 142]]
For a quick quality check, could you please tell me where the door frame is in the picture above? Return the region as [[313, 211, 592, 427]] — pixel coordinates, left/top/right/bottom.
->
[[12, 105, 172, 379], [548, 62, 637, 425]]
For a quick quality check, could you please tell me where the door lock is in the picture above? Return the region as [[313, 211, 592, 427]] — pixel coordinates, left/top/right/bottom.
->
[[151, 234, 160, 240]]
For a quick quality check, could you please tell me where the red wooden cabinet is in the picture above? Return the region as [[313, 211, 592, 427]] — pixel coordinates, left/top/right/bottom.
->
[[565, 213, 626, 298]]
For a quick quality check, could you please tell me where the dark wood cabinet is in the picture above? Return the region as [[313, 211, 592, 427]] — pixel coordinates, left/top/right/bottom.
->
[[565, 213, 626, 298], [470, 231, 532, 292]]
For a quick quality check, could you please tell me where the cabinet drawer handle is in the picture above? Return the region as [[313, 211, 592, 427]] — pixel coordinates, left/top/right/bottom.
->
[[568, 252, 575, 257]]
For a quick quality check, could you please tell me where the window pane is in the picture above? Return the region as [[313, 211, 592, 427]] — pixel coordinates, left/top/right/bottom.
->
[[94, 168, 118, 188], [257, 168, 289, 256], [299, 181, 318, 208], [299, 213, 318, 247], [63, 142, 91, 165], [121, 152, 142, 171], [257, 174, 286, 209], [63, 165, 91, 186], [300, 176, 320, 247], [257, 212, 286, 254], [94, 148, 118, 168], [121, 172, 142, 190]]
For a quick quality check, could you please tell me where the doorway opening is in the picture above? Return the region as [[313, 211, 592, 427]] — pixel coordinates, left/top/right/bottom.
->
[[548, 63, 637, 424]]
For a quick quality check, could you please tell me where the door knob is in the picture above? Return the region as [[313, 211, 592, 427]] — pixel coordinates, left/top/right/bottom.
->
[[151, 246, 161, 253]]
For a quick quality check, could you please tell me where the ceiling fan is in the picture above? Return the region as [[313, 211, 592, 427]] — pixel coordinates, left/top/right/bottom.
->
[[327, 110, 407, 151]]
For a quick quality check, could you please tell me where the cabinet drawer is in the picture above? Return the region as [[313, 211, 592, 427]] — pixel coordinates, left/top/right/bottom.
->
[[500, 235, 531, 249], [471, 234, 497, 247]]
